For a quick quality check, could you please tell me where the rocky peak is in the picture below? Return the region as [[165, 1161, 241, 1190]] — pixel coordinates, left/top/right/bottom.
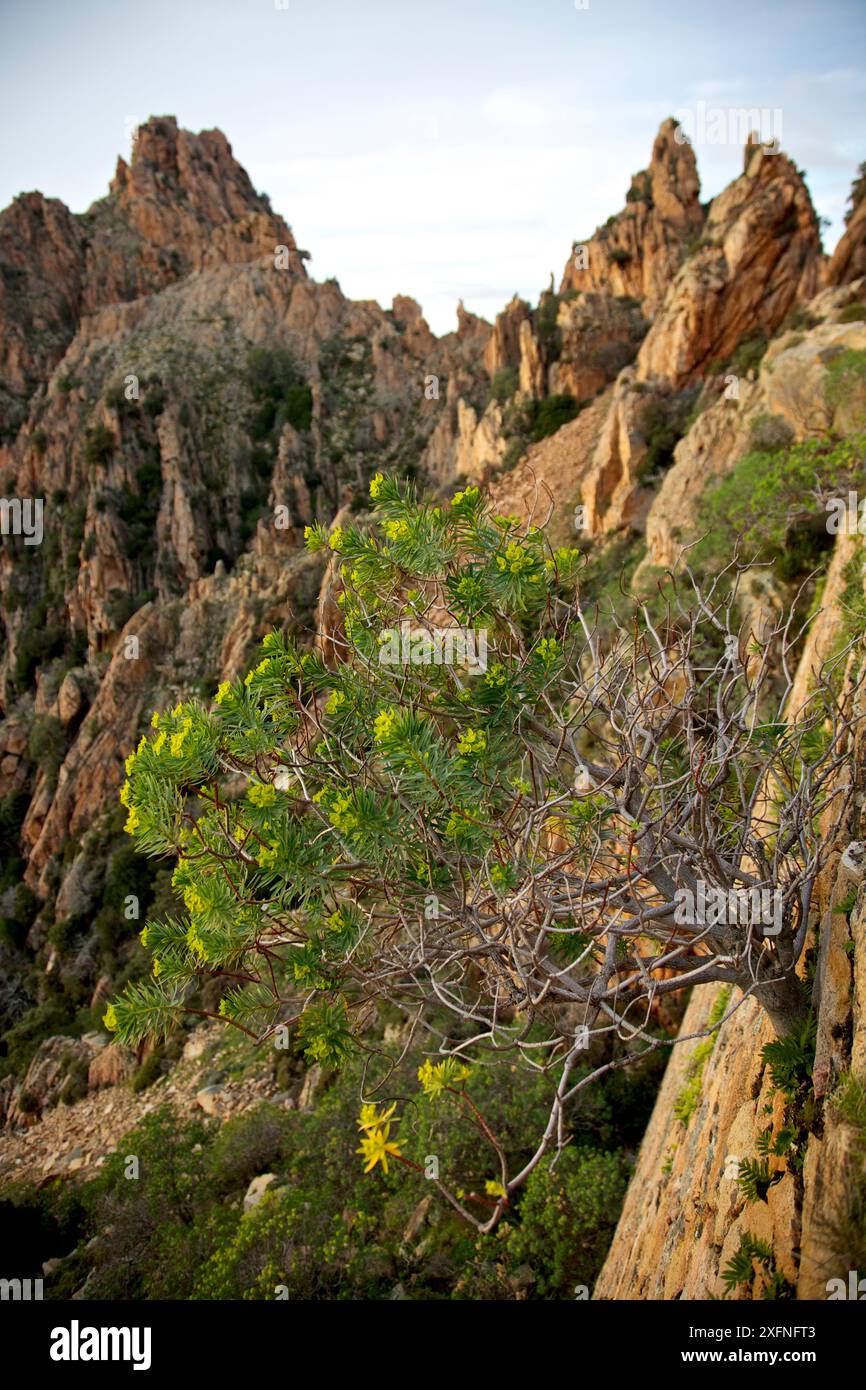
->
[[636, 139, 823, 387], [559, 118, 704, 314], [828, 162, 866, 287], [0, 193, 86, 435], [81, 116, 305, 310], [111, 116, 278, 236]]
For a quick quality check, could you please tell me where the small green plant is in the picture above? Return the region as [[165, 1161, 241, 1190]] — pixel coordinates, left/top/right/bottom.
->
[[736, 1155, 784, 1204], [761, 1015, 816, 1098], [674, 987, 731, 1126], [82, 423, 116, 467], [730, 331, 768, 377], [490, 366, 519, 405], [720, 1231, 792, 1298]]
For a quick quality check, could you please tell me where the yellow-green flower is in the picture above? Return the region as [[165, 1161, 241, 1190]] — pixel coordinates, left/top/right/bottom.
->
[[451, 486, 479, 507], [484, 1179, 507, 1199], [373, 708, 397, 742], [248, 781, 277, 808], [496, 541, 534, 576], [326, 689, 347, 716], [369, 472, 385, 499], [328, 526, 344, 552], [356, 1101, 399, 1132], [215, 681, 232, 705], [356, 1126, 403, 1174], [383, 518, 410, 541], [150, 710, 161, 729], [418, 1057, 472, 1097], [536, 637, 560, 664], [102, 1004, 118, 1032], [124, 740, 142, 775], [457, 727, 486, 756]]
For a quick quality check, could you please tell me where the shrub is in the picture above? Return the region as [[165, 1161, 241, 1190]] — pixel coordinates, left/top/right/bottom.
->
[[730, 331, 768, 376], [82, 423, 115, 467], [490, 366, 519, 405], [696, 433, 865, 572], [531, 393, 582, 440], [0, 883, 38, 950], [748, 412, 794, 453], [27, 715, 66, 786], [208, 1103, 288, 1193], [507, 1148, 629, 1296], [637, 388, 699, 480], [110, 475, 853, 1235]]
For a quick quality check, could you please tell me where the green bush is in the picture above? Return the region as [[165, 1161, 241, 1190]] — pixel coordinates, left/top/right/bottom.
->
[[246, 346, 313, 441], [0, 882, 38, 950], [839, 302, 866, 324], [696, 434, 865, 576], [730, 331, 768, 377], [27, 715, 66, 786], [637, 388, 699, 481], [490, 366, 519, 405], [82, 423, 115, 467], [748, 412, 794, 453], [531, 394, 582, 440], [507, 1148, 629, 1296]]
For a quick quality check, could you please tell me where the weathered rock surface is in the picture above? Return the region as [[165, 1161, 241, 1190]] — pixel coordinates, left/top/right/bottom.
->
[[637, 145, 822, 388], [560, 119, 704, 315], [596, 538, 866, 1298]]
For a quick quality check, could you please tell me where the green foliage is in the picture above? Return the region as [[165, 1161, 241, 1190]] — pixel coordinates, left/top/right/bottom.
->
[[839, 302, 866, 324], [246, 346, 313, 438], [0, 998, 79, 1081], [636, 388, 699, 481], [27, 715, 67, 787], [82, 423, 115, 468], [720, 1232, 792, 1299], [0, 881, 38, 950], [506, 1148, 629, 1296], [535, 293, 562, 360], [530, 393, 582, 440], [130, 1051, 165, 1094], [490, 366, 518, 404], [826, 348, 866, 426], [13, 611, 67, 691], [118, 461, 163, 561], [24, 1038, 643, 1301], [730, 332, 768, 377], [696, 434, 865, 575], [824, 1074, 866, 1275], [748, 412, 794, 453], [736, 1156, 784, 1204], [721, 1231, 772, 1290], [108, 483, 590, 1055], [761, 1015, 816, 1098], [674, 987, 731, 1126]]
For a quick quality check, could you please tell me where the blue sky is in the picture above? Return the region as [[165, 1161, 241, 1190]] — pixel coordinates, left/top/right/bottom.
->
[[1, 0, 865, 333]]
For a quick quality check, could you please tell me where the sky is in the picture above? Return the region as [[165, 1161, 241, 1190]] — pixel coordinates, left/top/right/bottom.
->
[[1, 0, 865, 335]]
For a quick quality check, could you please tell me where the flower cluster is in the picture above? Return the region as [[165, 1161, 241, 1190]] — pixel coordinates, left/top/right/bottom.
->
[[417, 1056, 472, 1097], [355, 1101, 404, 1174]]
